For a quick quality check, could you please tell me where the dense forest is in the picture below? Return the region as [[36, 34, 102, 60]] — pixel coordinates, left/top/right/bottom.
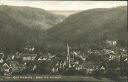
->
[[0, 5, 65, 53], [44, 6, 127, 50]]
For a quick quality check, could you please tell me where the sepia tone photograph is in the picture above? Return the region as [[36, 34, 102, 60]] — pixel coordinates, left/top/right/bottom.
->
[[0, 0, 127, 82]]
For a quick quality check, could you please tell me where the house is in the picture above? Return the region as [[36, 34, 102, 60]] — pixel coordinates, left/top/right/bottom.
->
[[109, 55, 116, 60], [0, 53, 4, 58], [37, 54, 55, 61], [1, 63, 11, 76], [76, 65, 83, 71], [124, 58, 128, 61], [0, 53, 4, 63], [21, 53, 37, 61], [0, 58, 4, 64], [82, 61, 96, 74], [100, 66, 105, 70], [106, 40, 117, 46], [102, 49, 115, 55], [38, 56, 50, 61], [52, 67, 59, 73], [0, 57, 4, 75]]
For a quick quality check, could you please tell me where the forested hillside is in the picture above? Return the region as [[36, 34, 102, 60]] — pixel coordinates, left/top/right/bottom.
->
[[44, 6, 127, 50], [0, 5, 65, 52]]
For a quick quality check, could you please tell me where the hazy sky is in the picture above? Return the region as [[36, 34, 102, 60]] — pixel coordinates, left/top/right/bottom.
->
[[0, 0, 127, 10]]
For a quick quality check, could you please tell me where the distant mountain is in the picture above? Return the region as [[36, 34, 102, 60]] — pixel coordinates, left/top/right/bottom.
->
[[44, 6, 127, 49], [0, 5, 65, 51], [0, 5, 65, 30], [49, 10, 82, 17]]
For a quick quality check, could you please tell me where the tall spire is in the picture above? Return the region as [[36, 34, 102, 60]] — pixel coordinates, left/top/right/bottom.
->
[[67, 44, 71, 68]]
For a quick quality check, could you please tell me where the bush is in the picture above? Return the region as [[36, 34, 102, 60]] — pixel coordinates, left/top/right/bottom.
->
[[104, 69, 120, 79], [91, 69, 104, 78], [61, 68, 87, 76]]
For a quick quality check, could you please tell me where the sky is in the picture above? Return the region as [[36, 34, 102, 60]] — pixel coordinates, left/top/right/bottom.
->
[[0, 0, 127, 10]]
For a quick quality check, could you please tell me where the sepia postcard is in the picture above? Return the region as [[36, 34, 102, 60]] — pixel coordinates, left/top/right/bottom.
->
[[0, 0, 127, 82]]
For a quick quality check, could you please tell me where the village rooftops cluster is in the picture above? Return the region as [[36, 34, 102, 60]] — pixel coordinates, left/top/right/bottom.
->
[[0, 41, 128, 77]]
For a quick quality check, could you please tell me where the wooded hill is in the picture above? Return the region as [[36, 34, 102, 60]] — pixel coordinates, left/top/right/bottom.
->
[[0, 6, 127, 52], [44, 6, 127, 50], [0, 5, 65, 52]]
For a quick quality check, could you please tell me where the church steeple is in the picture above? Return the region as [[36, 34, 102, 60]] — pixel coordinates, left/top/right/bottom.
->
[[67, 44, 71, 68]]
